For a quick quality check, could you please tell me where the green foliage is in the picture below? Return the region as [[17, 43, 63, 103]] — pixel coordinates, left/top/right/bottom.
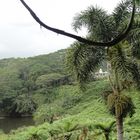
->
[[36, 73, 70, 88], [0, 1, 139, 139], [0, 92, 17, 114], [62, 94, 81, 109], [13, 94, 36, 114], [66, 42, 105, 86], [108, 93, 135, 118], [0, 80, 139, 140], [108, 43, 140, 89], [72, 6, 113, 41], [66, 3, 140, 139], [67, 0, 140, 90], [0, 50, 68, 116], [33, 103, 64, 124], [94, 121, 115, 140]]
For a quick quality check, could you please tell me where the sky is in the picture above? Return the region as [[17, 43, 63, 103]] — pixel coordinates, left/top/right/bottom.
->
[[0, 0, 120, 59]]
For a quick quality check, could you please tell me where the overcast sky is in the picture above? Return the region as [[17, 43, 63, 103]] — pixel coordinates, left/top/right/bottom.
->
[[0, 0, 120, 59]]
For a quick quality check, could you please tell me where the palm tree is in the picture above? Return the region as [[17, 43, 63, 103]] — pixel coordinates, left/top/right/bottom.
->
[[66, 1, 140, 140]]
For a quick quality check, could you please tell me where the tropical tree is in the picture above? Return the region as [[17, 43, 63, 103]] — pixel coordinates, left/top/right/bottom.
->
[[13, 94, 37, 115], [66, 1, 140, 140]]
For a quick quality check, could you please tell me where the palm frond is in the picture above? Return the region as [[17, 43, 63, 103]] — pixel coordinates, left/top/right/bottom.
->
[[108, 44, 131, 80], [66, 42, 105, 86], [72, 6, 107, 31], [127, 62, 140, 89], [72, 6, 113, 42], [113, 0, 132, 28], [131, 41, 140, 59], [108, 42, 140, 89], [127, 16, 140, 59]]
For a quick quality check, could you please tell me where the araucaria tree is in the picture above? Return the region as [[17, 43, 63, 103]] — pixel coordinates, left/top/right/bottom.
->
[[66, 1, 140, 140]]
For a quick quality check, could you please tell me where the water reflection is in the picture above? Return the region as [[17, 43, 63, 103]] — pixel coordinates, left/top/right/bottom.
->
[[0, 117, 34, 133]]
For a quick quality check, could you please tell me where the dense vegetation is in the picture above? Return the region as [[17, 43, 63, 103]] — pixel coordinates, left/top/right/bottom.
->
[[65, 1, 140, 139], [0, 49, 139, 140], [0, 49, 69, 117], [1, 79, 140, 140], [0, 0, 140, 139]]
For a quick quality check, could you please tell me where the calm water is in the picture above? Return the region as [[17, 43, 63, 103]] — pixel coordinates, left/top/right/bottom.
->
[[0, 117, 35, 133]]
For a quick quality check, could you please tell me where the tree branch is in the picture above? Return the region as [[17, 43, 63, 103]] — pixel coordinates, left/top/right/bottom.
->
[[19, 0, 135, 47]]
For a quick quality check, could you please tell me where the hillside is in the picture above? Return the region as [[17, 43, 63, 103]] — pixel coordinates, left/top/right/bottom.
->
[[0, 49, 69, 117], [1, 80, 140, 140], [0, 50, 140, 140]]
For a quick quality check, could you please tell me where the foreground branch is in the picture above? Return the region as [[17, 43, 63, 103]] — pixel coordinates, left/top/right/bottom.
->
[[19, 0, 135, 47]]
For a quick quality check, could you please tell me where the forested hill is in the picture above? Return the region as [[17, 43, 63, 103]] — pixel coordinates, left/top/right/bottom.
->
[[1, 50, 140, 140], [0, 49, 69, 117]]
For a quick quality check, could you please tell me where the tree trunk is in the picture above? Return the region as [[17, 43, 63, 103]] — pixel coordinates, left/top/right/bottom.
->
[[116, 117, 123, 140]]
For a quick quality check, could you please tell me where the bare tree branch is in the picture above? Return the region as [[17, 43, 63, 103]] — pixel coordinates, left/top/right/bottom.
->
[[19, 0, 135, 47]]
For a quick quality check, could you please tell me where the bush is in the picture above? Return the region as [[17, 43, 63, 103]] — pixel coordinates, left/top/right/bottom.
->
[[62, 95, 81, 109]]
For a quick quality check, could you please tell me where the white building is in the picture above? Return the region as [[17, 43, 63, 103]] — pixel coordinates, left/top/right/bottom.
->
[[95, 68, 109, 78]]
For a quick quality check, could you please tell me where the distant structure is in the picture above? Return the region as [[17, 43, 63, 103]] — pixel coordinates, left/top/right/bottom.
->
[[95, 68, 109, 78]]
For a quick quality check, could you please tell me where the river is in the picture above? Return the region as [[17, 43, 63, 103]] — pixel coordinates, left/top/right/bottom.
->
[[0, 117, 35, 133]]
